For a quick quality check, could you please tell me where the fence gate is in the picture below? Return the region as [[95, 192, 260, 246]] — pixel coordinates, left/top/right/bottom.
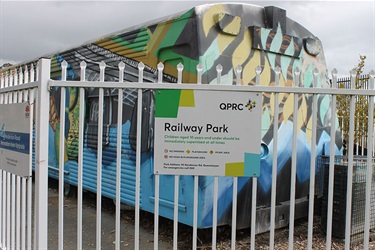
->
[[0, 59, 50, 250], [1, 58, 375, 250]]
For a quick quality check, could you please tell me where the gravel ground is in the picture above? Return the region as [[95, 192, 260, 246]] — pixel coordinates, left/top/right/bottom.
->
[[57, 181, 375, 249], [120, 209, 375, 249]]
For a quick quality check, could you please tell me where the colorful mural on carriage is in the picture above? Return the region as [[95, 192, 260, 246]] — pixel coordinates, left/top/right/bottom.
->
[[2, 3, 342, 231]]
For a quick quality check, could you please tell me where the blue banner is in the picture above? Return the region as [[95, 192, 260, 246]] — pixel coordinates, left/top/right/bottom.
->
[[0, 131, 30, 155]]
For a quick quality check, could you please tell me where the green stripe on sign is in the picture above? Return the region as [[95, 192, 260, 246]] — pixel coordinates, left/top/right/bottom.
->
[[155, 89, 181, 118]]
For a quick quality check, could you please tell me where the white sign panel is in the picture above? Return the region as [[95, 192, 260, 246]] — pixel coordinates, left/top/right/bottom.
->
[[154, 89, 262, 177], [0, 103, 32, 177]]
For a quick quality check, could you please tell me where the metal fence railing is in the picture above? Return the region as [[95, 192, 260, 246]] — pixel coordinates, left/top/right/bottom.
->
[[318, 155, 375, 246], [0, 59, 50, 249], [1, 58, 375, 249]]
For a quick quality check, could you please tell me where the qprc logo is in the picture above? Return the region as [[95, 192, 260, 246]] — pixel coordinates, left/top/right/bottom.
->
[[245, 99, 257, 111], [219, 99, 257, 111]]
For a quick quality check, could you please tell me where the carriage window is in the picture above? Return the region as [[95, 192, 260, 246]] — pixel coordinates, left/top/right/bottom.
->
[[87, 90, 112, 149], [88, 97, 112, 126]]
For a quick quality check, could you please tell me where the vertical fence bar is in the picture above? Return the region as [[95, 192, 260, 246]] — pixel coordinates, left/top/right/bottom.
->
[[269, 66, 280, 250], [364, 70, 375, 249], [193, 175, 199, 250], [135, 62, 144, 250], [96, 61, 106, 250], [250, 66, 262, 250], [9, 70, 13, 104], [17, 77, 23, 240], [4, 72, 8, 104], [235, 65, 242, 86], [21, 178, 26, 250], [344, 69, 355, 250], [115, 62, 125, 250], [0, 71, 3, 103], [30, 64, 35, 82], [135, 83, 143, 250], [154, 62, 163, 250], [289, 67, 300, 250], [0, 73, 3, 249], [10, 71, 16, 250], [0, 73, 2, 249], [58, 61, 67, 250], [154, 174, 160, 250], [0, 173, 2, 248], [23, 66, 28, 101], [13, 69, 18, 101], [18, 67, 23, 103], [173, 175, 180, 250], [362, 137, 365, 156], [231, 65, 242, 250], [193, 64, 203, 250], [0, 173, 2, 249], [212, 177, 218, 250], [6, 173, 10, 250], [12, 174, 19, 249], [34, 58, 50, 250], [231, 177, 238, 250], [177, 63, 183, 83], [3, 72, 10, 250], [326, 68, 338, 250], [249, 66, 260, 250], [355, 120, 359, 155], [307, 69, 319, 250], [77, 61, 86, 250], [11, 174, 15, 250], [174, 63, 183, 250], [27, 87, 35, 249], [24, 66, 29, 85], [21, 68, 28, 250], [28, 63, 36, 249], [212, 65, 223, 250]]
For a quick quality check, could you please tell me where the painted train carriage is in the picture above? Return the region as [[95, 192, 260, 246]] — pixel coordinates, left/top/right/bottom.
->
[[2, 3, 341, 231]]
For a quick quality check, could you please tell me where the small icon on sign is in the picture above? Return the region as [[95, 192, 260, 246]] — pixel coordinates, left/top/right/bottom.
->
[[25, 105, 30, 118], [210, 150, 214, 155], [164, 149, 168, 153], [164, 155, 168, 159], [186, 150, 191, 154], [0, 124, 4, 139], [245, 99, 257, 111]]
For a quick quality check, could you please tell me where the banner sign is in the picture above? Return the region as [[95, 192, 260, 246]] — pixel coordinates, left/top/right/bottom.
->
[[154, 89, 262, 177], [0, 103, 32, 177]]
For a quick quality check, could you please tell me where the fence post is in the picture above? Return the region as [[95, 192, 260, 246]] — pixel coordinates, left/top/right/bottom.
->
[[34, 58, 50, 250]]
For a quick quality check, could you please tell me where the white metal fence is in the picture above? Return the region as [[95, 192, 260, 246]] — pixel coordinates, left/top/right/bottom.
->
[[1, 58, 375, 250], [0, 59, 50, 250]]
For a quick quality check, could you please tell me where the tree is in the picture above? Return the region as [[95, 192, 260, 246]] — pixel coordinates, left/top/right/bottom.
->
[[336, 55, 372, 154]]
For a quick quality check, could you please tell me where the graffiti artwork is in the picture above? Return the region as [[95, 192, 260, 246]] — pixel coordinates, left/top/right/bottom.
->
[[1, 3, 342, 231]]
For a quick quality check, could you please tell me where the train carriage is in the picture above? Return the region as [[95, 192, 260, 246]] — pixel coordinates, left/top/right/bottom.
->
[[1, 2, 342, 232]]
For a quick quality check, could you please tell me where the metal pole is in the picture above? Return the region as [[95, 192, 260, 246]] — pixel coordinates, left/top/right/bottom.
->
[[289, 68, 300, 250], [34, 58, 50, 250], [344, 70, 356, 250], [364, 71, 375, 249], [307, 69, 319, 250], [270, 66, 281, 250]]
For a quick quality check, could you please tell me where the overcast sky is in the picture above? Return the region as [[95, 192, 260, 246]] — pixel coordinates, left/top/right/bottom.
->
[[0, 0, 374, 77]]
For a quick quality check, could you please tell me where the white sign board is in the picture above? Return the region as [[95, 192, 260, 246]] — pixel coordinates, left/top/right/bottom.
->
[[154, 89, 262, 177], [0, 103, 32, 177]]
